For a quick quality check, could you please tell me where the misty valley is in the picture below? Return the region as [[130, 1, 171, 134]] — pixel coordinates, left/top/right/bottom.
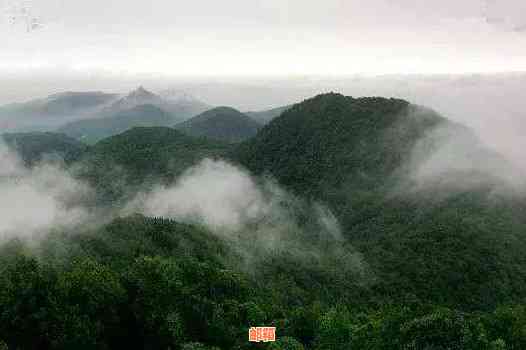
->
[[1, 88, 526, 350]]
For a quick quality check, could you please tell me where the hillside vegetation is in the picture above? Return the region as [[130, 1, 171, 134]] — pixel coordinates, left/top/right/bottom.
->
[[234, 93, 526, 310], [74, 126, 232, 203], [1, 132, 88, 165], [1, 93, 526, 349]]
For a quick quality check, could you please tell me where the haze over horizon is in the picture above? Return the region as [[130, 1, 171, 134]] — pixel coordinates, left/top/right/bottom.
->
[[2, 0, 526, 176]]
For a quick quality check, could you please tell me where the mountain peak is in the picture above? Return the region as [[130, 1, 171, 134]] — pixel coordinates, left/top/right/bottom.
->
[[175, 106, 261, 142], [127, 86, 156, 99]]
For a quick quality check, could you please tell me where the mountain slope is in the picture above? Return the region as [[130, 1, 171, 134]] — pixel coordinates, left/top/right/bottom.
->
[[102, 87, 209, 122], [3, 93, 526, 349], [1, 131, 88, 165], [0, 92, 118, 131], [74, 127, 232, 203], [233, 92, 526, 309], [175, 106, 261, 142], [235, 93, 443, 195], [245, 105, 292, 124], [58, 104, 176, 144], [158, 89, 212, 118]]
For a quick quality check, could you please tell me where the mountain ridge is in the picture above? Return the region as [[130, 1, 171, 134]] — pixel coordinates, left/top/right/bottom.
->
[[175, 106, 261, 142], [58, 104, 177, 144], [233, 92, 526, 309]]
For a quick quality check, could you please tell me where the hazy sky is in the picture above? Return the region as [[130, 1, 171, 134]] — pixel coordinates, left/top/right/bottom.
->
[[1, 0, 526, 77]]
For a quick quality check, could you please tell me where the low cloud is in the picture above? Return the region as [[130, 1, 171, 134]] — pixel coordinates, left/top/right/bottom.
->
[[124, 158, 369, 278], [124, 159, 339, 238], [399, 114, 526, 196], [0, 139, 92, 240], [126, 159, 269, 232]]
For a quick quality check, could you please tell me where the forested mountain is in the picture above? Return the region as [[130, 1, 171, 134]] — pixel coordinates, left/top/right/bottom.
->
[[175, 107, 261, 142], [74, 126, 232, 203], [245, 105, 291, 124], [58, 104, 177, 144], [2, 93, 526, 349], [0, 92, 119, 131], [1, 131, 88, 165], [234, 93, 526, 310]]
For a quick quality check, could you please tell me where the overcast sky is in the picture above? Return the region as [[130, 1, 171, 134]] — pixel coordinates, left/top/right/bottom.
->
[[1, 0, 526, 77]]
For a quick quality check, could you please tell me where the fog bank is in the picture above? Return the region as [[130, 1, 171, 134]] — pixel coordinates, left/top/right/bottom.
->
[[0, 139, 92, 240]]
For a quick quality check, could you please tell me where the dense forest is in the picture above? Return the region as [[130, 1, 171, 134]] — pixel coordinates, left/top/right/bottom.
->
[[1, 93, 526, 349]]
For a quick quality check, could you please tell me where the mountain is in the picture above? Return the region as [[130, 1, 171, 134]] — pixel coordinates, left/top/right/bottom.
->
[[102, 87, 210, 122], [3, 93, 526, 349], [234, 93, 443, 195], [103, 87, 165, 113], [175, 106, 261, 142], [245, 105, 292, 124], [1, 131, 88, 165], [58, 104, 176, 144], [0, 92, 119, 131], [0, 88, 210, 134], [159, 88, 212, 117], [74, 126, 232, 203], [234, 93, 526, 309]]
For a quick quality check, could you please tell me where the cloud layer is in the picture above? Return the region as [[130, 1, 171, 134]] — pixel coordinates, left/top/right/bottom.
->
[[0, 139, 91, 240], [1, 0, 526, 76], [125, 159, 269, 232]]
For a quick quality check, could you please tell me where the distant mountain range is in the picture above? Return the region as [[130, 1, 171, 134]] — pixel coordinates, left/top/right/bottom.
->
[[174, 106, 261, 142], [58, 104, 177, 144], [0, 92, 119, 131], [0, 87, 210, 134], [0, 86, 296, 146], [100, 87, 210, 120]]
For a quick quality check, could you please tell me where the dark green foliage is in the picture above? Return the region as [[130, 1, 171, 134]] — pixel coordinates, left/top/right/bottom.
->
[[234, 93, 440, 196], [268, 337, 305, 350], [3, 93, 526, 349], [175, 107, 261, 143], [0, 216, 251, 349], [1, 132, 88, 165], [234, 93, 526, 310], [73, 126, 232, 203], [0, 212, 525, 349]]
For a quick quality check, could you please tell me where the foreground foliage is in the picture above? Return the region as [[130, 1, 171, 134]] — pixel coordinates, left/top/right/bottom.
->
[[0, 216, 524, 349]]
